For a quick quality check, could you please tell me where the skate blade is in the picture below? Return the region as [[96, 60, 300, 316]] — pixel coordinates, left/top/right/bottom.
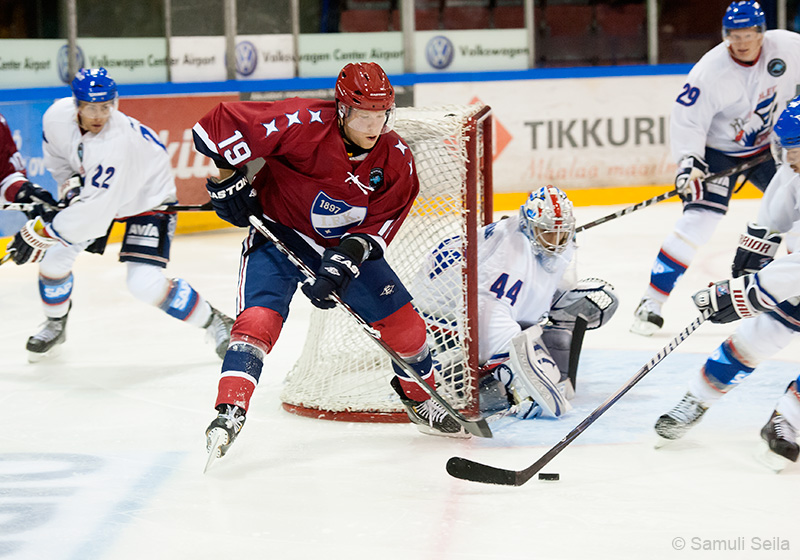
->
[[630, 320, 659, 337], [414, 424, 472, 439], [27, 345, 62, 363], [654, 434, 678, 449], [754, 441, 791, 473], [203, 430, 226, 474]]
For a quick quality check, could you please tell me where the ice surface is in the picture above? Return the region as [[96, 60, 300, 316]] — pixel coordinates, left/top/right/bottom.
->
[[0, 198, 797, 559]]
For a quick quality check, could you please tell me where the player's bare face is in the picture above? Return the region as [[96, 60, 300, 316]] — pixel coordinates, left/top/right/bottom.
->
[[343, 108, 387, 149], [77, 101, 115, 134], [725, 29, 763, 63], [785, 147, 800, 173]]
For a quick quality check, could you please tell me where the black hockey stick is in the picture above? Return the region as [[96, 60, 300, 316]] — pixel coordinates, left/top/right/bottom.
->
[[574, 151, 772, 233], [1, 201, 214, 213], [247, 214, 492, 439], [446, 309, 711, 485]]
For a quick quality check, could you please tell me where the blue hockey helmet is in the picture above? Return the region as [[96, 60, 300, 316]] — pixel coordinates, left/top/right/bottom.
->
[[519, 185, 575, 257], [722, 1, 766, 33], [774, 96, 800, 149], [71, 68, 118, 104]]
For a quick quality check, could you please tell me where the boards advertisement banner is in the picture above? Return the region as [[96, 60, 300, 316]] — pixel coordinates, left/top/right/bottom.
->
[[415, 74, 685, 192]]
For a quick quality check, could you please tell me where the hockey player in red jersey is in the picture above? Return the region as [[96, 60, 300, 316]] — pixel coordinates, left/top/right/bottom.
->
[[193, 62, 467, 466]]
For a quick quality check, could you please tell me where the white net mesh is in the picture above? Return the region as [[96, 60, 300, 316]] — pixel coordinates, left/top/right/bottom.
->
[[281, 104, 490, 420]]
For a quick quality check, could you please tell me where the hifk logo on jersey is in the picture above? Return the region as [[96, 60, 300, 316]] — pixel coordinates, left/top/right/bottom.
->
[[310, 192, 367, 238], [731, 92, 777, 146]]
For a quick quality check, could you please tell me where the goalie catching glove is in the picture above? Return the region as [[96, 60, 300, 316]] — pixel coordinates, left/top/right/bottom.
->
[[205, 167, 261, 227], [301, 237, 371, 309], [731, 222, 782, 278], [675, 155, 708, 203], [692, 275, 777, 324], [7, 217, 56, 265]]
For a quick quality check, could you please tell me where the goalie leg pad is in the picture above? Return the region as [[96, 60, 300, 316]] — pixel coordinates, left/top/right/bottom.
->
[[508, 325, 572, 418]]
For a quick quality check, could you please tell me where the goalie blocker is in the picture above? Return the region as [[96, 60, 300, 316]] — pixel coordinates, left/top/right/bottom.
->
[[483, 278, 619, 418]]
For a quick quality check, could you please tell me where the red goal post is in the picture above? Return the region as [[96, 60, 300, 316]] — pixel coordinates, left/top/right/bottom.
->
[[281, 104, 493, 422]]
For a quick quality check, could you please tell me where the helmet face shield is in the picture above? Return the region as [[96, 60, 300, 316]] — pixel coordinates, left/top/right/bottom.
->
[[338, 104, 396, 134], [519, 185, 576, 257], [774, 96, 800, 169], [77, 99, 118, 119]]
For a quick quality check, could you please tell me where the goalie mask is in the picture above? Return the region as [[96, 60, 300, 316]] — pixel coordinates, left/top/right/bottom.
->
[[519, 185, 576, 257], [335, 62, 396, 134]]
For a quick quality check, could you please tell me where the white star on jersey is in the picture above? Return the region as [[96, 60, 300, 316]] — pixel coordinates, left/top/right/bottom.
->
[[262, 120, 278, 137], [394, 140, 408, 155], [308, 110, 323, 124], [286, 111, 301, 127]]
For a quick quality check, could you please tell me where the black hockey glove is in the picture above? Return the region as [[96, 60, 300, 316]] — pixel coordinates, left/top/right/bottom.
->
[[205, 167, 261, 227], [14, 181, 59, 220], [675, 155, 708, 203], [731, 222, 782, 278], [692, 275, 775, 324], [301, 246, 361, 309], [7, 217, 56, 265]]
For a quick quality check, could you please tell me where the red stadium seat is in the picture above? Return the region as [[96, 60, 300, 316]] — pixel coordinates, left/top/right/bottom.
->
[[540, 4, 597, 66], [595, 3, 647, 64], [340, 9, 391, 32]]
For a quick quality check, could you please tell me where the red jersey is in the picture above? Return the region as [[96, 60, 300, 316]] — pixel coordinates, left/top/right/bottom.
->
[[193, 98, 419, 252], [0, 113, 28, 201]]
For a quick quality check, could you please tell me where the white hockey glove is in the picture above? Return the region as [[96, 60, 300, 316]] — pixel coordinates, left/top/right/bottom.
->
[[675, 155, 708, 203], [692, 275, 777, 324], [7, 217, 56, 265], [549, 278, 619, 330], [731, 222, 782, 278]]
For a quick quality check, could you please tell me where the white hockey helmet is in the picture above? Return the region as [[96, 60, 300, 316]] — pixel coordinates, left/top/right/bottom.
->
[[519, 185, 576, 256]]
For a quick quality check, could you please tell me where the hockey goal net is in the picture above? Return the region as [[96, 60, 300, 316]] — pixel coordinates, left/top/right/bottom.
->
[[281, 104, 493, 422]]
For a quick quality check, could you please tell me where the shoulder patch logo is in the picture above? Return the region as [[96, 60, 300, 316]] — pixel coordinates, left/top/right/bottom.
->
[[768, 58, 786, 77], [369, 168, 384, 190]]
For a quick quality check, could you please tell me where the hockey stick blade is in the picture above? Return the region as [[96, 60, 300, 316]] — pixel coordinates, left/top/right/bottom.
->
[[247, 214, 492, 439], [1, 201, 213, 213], [575, 151, 771, 233], [447, 310, 711, 486]]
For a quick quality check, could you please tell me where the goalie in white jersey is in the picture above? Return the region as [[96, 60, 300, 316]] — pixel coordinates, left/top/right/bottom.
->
[[412, 185, 618, 419], [654, 96, 800, 471], [632, 1, 800, 336], [4, 68, 233, 362]]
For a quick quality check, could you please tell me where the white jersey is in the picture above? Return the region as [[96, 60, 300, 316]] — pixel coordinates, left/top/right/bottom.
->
[[753, 163, 800, 303], [411, 216, 577, 365], [42, 97, 177, 244], [670, 29, 800, 161]]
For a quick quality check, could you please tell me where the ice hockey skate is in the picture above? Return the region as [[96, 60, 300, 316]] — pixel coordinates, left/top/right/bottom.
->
[[26, 304, 71, 363], [205, 306, 233, 359], [630, 298, 664, 336], [204, 404, 246, 472], [391, 376, 469, 438], [755, 411, 798, 472], [654, 390, 709, 446]]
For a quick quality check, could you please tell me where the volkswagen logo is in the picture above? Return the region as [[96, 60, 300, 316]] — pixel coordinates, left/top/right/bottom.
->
[[56, 44, 85, 83], [235, 41, 258, 77], [426, 36, 454, 70]]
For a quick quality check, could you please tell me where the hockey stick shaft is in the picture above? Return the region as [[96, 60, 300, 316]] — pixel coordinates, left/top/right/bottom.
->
[[1, 201, 213, 213], [574, 151, 772, 233], [446, 309, 711, 485], [247, 214, 492, 438]]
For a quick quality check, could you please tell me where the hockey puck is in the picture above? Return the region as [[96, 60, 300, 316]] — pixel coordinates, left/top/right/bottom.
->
[[538, 472, 560, 481]]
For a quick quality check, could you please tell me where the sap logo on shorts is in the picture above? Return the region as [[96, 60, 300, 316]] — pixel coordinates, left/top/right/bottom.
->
[[310, 191, 366, 239], [426, 36, 454, 69], [57, 44, 85, 83], [768, 58, 786, 77], [235, 41, 258, 77]]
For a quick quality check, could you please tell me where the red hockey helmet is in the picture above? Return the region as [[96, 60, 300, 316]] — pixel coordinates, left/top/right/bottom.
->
[[335, 62, 395, 111]]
